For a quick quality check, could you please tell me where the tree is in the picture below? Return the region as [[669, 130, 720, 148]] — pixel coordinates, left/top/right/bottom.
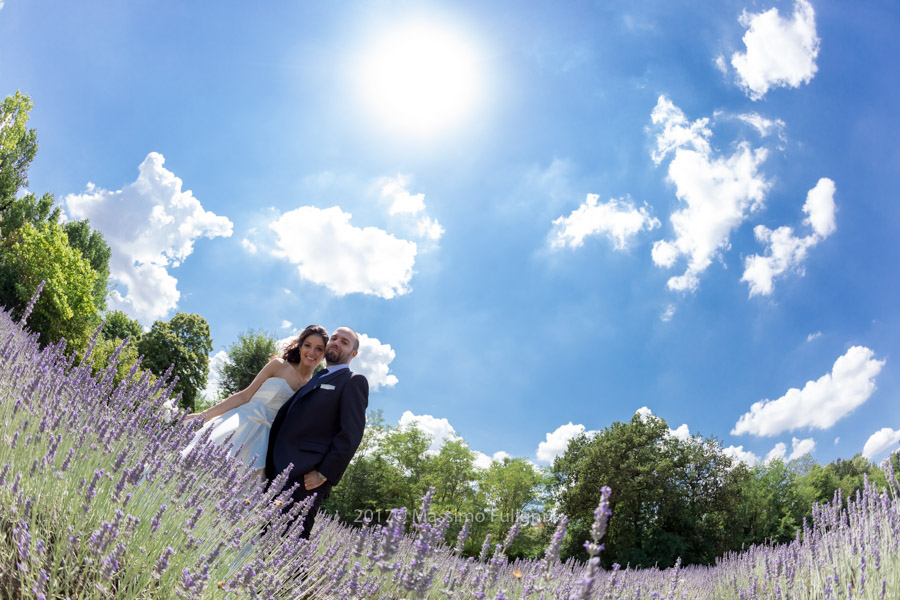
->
[[0, 91, 38, 212], [323, 412, 409, 526], [101, 310, 143, 343], [137, 312, 213, 411], [218, 329, 276, 397], [0, 222, 100, 351], [62, 219, 110, 312], [0, 93, 111, 352], [478, 457, 548, 558], [551, 413, 746, 568]]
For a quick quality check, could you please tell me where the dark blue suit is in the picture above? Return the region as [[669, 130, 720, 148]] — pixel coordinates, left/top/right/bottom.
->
[[265, 367, 368, 537]]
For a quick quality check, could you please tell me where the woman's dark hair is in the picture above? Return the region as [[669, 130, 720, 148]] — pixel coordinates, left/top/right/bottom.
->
[[282, 325, 329, 364]]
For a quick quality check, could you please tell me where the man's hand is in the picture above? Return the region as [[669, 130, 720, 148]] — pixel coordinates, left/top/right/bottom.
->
[[304, 470, 327, 490]]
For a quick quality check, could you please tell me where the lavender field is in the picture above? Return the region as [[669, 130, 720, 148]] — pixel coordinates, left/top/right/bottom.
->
[[1, 305, 898, 600]]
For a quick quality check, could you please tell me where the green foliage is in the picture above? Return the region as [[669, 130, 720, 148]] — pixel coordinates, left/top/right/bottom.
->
[[0, 91, 38, 210], [477, 456, 549, 558], [0, 93, 111, 354], [552, 414, 746, 568], [101, 309, 143, 342], [137, 312, 213, 411], [218, 329, 276, 397], [62, 219, 110, 312], [0, 222, 100, 351]]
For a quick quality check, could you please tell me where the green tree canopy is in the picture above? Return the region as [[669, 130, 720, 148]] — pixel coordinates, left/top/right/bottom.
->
[[101, 310, 143, 342], [218, 329, 276, 397], [0, 222, 100, 351], [0, 91, 38, 211], [62, 219, 110, 312], [137, 312, 213, 411], [552, 413, 745, 568]]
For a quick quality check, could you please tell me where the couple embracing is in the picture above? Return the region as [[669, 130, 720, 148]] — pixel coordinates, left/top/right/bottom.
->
[[185, 325, 368, 538]]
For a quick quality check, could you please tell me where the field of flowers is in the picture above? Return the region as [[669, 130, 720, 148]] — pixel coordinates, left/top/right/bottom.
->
[[1, 298, 899, 599]]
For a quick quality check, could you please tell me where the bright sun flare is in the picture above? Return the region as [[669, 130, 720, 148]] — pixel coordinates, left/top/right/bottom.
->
[[360, 21, 482, 138]]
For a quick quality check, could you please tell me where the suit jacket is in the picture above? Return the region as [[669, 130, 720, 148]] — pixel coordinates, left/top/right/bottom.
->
[[265, 368, 368, 486]]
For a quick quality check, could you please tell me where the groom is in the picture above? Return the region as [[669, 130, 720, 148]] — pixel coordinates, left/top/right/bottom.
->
[[265, 326, 369, 538]]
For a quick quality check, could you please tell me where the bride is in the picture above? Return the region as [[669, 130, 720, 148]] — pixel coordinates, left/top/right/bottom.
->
[[183, 325, 328, 478]]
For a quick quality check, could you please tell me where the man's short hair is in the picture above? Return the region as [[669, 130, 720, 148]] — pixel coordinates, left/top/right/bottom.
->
[[340, 326, 360, 351]]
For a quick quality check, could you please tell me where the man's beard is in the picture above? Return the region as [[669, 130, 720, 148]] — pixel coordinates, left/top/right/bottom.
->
[[325, 347, 342, 363]]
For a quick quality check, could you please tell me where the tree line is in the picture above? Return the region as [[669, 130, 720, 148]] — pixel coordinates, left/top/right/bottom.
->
[[3, 90, 896, 569]]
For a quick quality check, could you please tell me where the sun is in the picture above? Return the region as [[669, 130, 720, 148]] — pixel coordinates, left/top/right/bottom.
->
[[359, 21, 482, 138]]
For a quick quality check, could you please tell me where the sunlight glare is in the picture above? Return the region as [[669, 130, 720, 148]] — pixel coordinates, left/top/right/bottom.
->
[[360, 21, 482, 138]]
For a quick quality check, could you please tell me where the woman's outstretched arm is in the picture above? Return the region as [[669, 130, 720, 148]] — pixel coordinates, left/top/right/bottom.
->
[[186, 358, 282, 422]]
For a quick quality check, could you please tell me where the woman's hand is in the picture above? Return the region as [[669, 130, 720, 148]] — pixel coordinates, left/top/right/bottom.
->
[[185, 412, 203, 421]]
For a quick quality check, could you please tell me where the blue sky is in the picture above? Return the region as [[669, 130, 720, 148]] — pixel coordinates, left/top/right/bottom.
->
[[2, 0, 898, 469]]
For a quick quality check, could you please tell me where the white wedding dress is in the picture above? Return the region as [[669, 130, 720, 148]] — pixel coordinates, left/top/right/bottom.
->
[[183, 377, 296, 474]]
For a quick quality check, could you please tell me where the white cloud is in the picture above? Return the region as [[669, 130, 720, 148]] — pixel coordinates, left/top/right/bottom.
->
[[241, 238, 258, 254], [723, 445, 760, 467], [765, 442, 786, 463], [492, 450, 512, 462], [353, 333, 399, 392], [789, 437, 816, 460], [551, 195, 660, 250], [669, 423, 691, 441], [661, 304, 676, 322], [201, 350, 230, 404], [714, 55, 729, 76], [536, 422, 592, 464], [269, 205, 417, 299], [379, 175, 444, 242], [473, 451, 493, 470], [863, 428, 900, 459], [64, 153, 233, 324], [803, 177, 837, 238], [398, 411, 459, 453], [732, 346, 885, 436], [742, 178, 836, 296], [281, 320, 292, 330], [737, 113, 786, 139], [636, 407, 690, 440], [807, 331, 822, 342], [649, 96, 770, 293], [731, 0, 820, 100]]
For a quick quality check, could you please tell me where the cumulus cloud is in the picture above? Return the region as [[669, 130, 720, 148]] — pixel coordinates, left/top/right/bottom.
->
[[379, 175, 444, 242], [661, 304, 676, 322], [731, 0, 820, 100], [742, 178, 837, 296], [398, 411, 459, 453], [863, 428, 900, 459], [536, 422, 593, 464], [551, 195, 660, 250], [281, 320, 292, 330], [732, 346, 885, 436], [353, 333, 399, 392], [789, 437, 816, 460], [807, 331, 822, 342], [269, 205, 417, 299], [636, 406, 690, 440], [64, 153, 233, 323], [765, 442, 786, 462], [649, 96, 770, 293], [723, 445, 760, 467], [763, 437, 816, 463]]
